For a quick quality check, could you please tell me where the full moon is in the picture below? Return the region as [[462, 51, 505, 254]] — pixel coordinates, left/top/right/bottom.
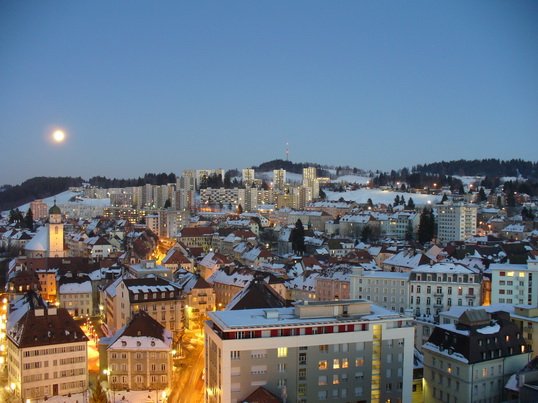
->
[[52, 130, 66, 143]]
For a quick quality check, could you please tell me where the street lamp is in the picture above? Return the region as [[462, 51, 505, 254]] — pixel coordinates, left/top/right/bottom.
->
[[103, 369, 116, 403]]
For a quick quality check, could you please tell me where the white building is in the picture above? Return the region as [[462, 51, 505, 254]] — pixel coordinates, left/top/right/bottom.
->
[[487, 262, 538, 306], [435, 202, 478, 243], [6, 294, 89, 401], [205, 299, 415, 403]]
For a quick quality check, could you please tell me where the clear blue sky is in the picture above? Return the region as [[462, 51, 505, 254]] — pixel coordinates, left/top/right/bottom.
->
[[1, 1, 537, 185]]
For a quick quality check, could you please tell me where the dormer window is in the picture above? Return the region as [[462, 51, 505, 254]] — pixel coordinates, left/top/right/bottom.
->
[[151, 341, 155, 347], [137, 341, 141, 347], [121, 341, 126, 347]]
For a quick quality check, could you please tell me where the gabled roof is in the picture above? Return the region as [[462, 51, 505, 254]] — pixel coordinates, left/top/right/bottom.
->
[[227, 278, 287, 310], [241, 386, 282, 403], [8, 305, 88, 348]]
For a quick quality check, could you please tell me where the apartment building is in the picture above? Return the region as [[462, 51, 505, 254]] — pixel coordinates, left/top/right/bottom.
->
[[103, 276, 183, 340], [6, 294, 89, 401], [105, 311, 173, 392], [350, 269, 410, 314], [205, 299, 414, 403], [272, 169, 286, 191], [488, 262, 538, 306], [435, 202, 478, 243], [423, 309, 530, 402]]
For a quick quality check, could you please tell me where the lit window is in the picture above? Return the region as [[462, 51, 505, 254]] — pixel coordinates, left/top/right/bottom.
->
[[333, 359, 340, 369], [318, 360, 328, 370], [507, 272, 515, 277], [355, 358, 364, 367], [519, 272, 525, 278], [277, 347, 287, 358]]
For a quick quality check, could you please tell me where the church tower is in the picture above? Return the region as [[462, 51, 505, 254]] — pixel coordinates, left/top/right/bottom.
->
[[48, 201, 65, 257]]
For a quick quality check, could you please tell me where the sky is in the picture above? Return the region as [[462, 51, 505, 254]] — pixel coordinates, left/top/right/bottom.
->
[[1, 1, 537, 185]]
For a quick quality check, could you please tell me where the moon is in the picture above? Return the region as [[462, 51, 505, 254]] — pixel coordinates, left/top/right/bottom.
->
[[52, 130, 66, 143]]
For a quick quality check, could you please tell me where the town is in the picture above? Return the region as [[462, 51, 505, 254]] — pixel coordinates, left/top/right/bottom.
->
[[1, 162, 537, 403]]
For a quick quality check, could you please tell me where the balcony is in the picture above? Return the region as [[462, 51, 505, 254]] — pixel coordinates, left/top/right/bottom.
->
[[465, 294, 476, 299], [434, 303, 444, 309], [434, 292, 444, 297]]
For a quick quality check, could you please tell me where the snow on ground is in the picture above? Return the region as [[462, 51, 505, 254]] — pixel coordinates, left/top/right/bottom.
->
[[452, 175, 484, 186], [334, 175, 371, 184], [325, 188, 441, 206], [3, 190, 110, 215]]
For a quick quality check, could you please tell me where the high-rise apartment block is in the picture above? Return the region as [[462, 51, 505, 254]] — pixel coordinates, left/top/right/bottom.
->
[[205, 300, 414, 403], [242, 168, 255, 186], [272, 169, 286, 191], [302, 167, 320, 199], [435, 202, 478, 243]]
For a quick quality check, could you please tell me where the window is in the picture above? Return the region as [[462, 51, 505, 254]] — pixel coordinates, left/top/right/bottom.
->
[[318, 375, 328, 386], [231, 351, 240, 360], [277, 347, 288, 358], [319, 345, 328, 353], [333, 359, 340, 369], [342, 358, 349, 368], [332, 374, 339, 385], [278, 363, 286, 373], [355, 358, 364, 367], [318, 360, 328, 370]]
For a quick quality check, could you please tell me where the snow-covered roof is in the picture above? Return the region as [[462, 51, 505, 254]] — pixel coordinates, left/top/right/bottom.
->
[[59, 281, 92, 294], [24, 227, 48, 252]]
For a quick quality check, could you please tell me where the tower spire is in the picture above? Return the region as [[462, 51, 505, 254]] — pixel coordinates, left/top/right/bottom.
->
[[285, 141, 289, 161]]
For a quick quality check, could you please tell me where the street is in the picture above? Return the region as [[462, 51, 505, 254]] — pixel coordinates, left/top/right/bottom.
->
[[169, 338, 205, 403]]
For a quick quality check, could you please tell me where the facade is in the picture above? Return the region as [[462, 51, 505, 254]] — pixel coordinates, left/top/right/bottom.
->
[[58, 278, 93, 317], [435, 202, 478, 243], [105, 311, 173, 392], [302, 166, 320, 199], [29, 199, 49, 221], [6, 295, 89, 401], [423, 309, 531, 403], [272, 169, 286, 191], [488, 262, 538, 306], [178, 273, 216, 329], [205, 300, 415, 403], [350, 270, 410, 314], [409, 263, 481, 322], [242, 168, 255, 185], [103, 277, 183, 341]]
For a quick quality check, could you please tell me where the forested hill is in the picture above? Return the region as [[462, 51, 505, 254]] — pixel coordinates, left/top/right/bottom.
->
[[253, 159, 332, 176], [0, 173, 176, 211], [412, 159, 538, 178], [0, 177, 84, 211]]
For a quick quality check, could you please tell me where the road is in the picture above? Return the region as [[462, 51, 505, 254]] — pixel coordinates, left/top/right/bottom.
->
[[169, 341, 205, 403]]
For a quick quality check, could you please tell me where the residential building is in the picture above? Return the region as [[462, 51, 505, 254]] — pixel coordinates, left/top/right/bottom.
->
[[302, 166, 320, 199], [58, 276, 93, 317], [435, 202, 478, 243], [29, 199, 49, 221], [272, 169, 286, 191], [104, 310, 173, 392], [488, 262, 538, 306], [242, 168, 255, 186], [6, 293, 89, 401], [423, 309, 531, 403], [205, 299, 414, 403], [103, 276, 183, 341], [178, 273, 216, 329]]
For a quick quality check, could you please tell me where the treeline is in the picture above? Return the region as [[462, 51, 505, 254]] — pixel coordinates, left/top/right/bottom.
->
[[88, 172, 176, 188], [0, 176, 83, 211], [412, 159, 538, 178]]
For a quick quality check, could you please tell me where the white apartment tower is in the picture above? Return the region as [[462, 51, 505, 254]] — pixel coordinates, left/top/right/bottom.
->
[[205, 300, 414, 403], [302, 166, 320, 199], [435, 202, 478, 243], [272, 169, 286, 191], [242, 168, 255, 186]]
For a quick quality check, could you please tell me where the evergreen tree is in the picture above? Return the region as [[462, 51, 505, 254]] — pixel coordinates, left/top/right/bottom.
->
[[406, 197, 415, 210], [360, 225, 372, 242], [496, 195, 503, 208], [394, 195, 400, 206], [440, 194, 448, 204], [367, 198, 374, 208], [400, 195, 406, 206], [24, 208, 33, 229], [478, 187, 487, 202], [89, 381, 108, 403], [506, 191, 516, 207], [291, 219, 306, 255], [237, 204, 243, 214], [163, 199, 171, 208], [405, 221, 414, 241], [319, 188, 326, 200], [418, 208, 435, 244]]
